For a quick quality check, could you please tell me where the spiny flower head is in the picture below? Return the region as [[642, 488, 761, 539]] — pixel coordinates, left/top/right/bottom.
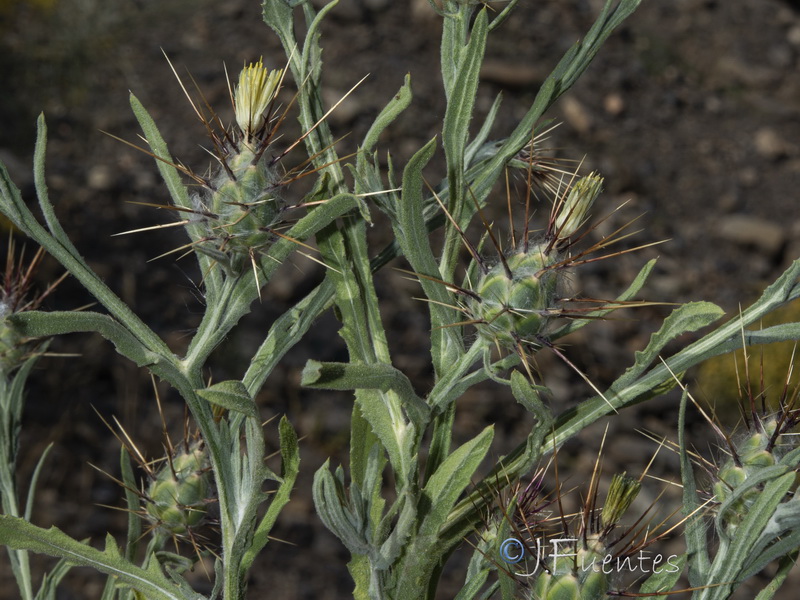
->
[[499, 468, 656, 600], [145, 439, 214, 536], [125, 56, 297, 276], [458, 166, 621, 356], [490, 442, 680, 600], [711, 411, 800, 533], [466, 244, 560, 349], [685, 354, 800, 535]]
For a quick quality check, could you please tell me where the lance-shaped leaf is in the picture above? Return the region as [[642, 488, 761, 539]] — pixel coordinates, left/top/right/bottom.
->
[[302, 360, 429, 427], [638, 553, 686, 600], [698, 472, 796, 600], [241, 417, 301, 572], [196, 380, 258, 419], [10, 311, 159, 369], [313, 462, 372, 557], [679, 389, 710, 588], [0, 516, 205, 600], [612, 300, 725, 391], [419, 425, 494, 540]]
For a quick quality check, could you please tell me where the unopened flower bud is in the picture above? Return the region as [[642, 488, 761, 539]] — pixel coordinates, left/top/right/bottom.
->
[[554, 173, 603, 240], [234, 59, 283, 140], [601, 472, 641, 529], [146, 441, 212, 535]]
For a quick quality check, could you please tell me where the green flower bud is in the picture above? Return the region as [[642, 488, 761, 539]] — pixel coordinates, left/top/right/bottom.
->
[[0, 317, 26, 371], [579, 568, 610, 600], [554, 173, 603, 241], [145, 442, 212, 535], [601, 472, 641, 529]]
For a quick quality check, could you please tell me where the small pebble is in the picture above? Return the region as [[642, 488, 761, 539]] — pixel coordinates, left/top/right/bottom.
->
[[561, 96, 593, 134], [603, 93, 625, 116], [87, 164, 115, 191], [717, 214, 785, 257], [754, 127, 790, 160]]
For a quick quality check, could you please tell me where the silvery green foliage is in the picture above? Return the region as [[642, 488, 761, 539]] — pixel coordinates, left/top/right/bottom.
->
[[0, 1, 799, 599]]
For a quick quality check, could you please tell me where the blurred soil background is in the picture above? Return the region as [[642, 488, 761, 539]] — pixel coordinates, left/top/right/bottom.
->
[[1, 0, 800, 598]]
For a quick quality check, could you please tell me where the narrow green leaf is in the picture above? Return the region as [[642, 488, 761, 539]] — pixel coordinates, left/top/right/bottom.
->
[[241, 417, 301, 572], [396, 137, 464, 374], [301, 360, 429, 427], [24, 443, 52, 523], [638, 553, 686, 599], [424, 404, 455, 487], [33, 115, 78, 251], [0, 516, 204, 600], [440, 2, 474, 98], [10, 311, 159, 368], [34, 558, 73, 600], [753, 553, 797, 600], [453, 568, 491, 600], [362, 74, 412, 153], [442, 9, 488, 176], [678, 389, 710, 588], [261, 0, 296, 59], [312, 463, 370, 556], [420, 425, 494, 539], [700, 472, 795, 600], [243, 278, 335, 396], [347, 554, 371, 600], [612, 301, 724, 390], [128, 93, 220, 295], [440, 9, 489, 285], [128, 94, 192, 211], [464, 92, 502, 167], [196, 380, 258, 419], [375, 490, 416, 569], [741, 529, 800, 583], [0, 147, 29, 230], [510, 371, 550, 422], [119, 446, 142, 564], [509, 371, 553, 475], [352, 390, 406, 487], [396, 138, 442, 294]]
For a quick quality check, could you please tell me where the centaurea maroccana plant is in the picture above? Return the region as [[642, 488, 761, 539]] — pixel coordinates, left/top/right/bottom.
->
[[0, 1, 799, 599]]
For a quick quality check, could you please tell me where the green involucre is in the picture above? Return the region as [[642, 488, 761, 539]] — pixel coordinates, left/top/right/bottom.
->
[[467, 245, 560, 347], [145, 442, 213, 536]]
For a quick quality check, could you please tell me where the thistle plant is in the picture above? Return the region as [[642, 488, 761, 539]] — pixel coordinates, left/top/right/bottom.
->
[[0, 1, 799, 599]]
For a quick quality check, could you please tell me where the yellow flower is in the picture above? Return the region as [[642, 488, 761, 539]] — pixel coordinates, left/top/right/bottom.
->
[[234, 58, 283, 140]]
